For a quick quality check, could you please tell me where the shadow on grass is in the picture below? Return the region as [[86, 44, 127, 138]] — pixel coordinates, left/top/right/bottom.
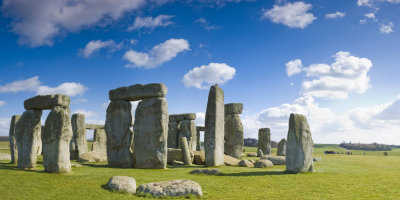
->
[[220, 170, 288, 176], [0, 164, 46, 173], [80, 163, 110, 168], [167, 165, 206, 169]]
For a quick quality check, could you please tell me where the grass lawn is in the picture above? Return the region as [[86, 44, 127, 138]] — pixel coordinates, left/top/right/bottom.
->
[[1, 141, 400, 199]]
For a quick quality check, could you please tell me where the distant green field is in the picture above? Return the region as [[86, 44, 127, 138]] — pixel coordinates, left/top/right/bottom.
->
[[1, 141, 400, 199]]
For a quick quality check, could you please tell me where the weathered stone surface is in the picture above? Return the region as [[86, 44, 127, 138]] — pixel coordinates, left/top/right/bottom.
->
[[169, 113, 196, 122], [105, 100, 134, 168], [9, 115, 21, 163], [109, 83, 167, 101], [249, 160, 256, 164], [254, 160, 273, 168], [85, 124, 104, 130], [266, 156, 285, 165], [286, 113, 314, 173], [24, 94, 70, 110], [167, 121, 179, 148], [78, 150, 107, 163], [190, 168, 221, 175], [196, 126, 205, 131], [0, 153, 11, 160], [238, 159, 254, 167], [43, 106, 72, 173], [137, 180, 202, 197], [173, 160, 184, 165], [205, 84, 224, 166], [196, 130, 201, 151], [257, 149, 263, 157], [134, 97, 168, 169], [179, 137, 192, 165], [313, 157, 322, 162], [277, 138, 287, 156], [15, 110, 42, 169], [107, 176, 136, 194], [193, 151, 205, 165], [92, 129, 107, 152], [178, 120, 197, 151], [224, 103, 243, 114], [257, 128, 271, 155], [224, 111, 243, 159], [167, 148, 183, 164], [70, 114, 87, 160], [224, 154, 240, 166], [246, 152, 257, 157]]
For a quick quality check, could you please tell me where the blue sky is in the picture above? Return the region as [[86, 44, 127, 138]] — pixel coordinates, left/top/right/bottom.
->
[[1, 0, 400, 144]]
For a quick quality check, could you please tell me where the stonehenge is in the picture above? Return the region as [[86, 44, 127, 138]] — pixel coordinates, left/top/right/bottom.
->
[[257, 128, 271, 155], [168, 113, 197, 150], [9, 115, 21, 163], [70, 113, 87, 160], [179, 137, 192, 165], [224, 103, 243, 159], [286, 113, 314, 173], [277, 138, 287, 156], [85, 124, 106, 152], [196, 126, 205, 151], [204, 84, 225, 166]]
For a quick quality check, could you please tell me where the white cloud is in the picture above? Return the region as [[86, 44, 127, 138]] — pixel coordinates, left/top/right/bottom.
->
[[285, 59, 302, 76], [380, 22, 394, 34], [325, 12, 345, 19], [0, 118, 10, 135], [360, 19, 367, 24], [73, 109, 98, 119], [365, 13, 376, 19], [128, 15, 174, 31], [79, 40, 120, 58], [358, 0, 400, 6], [0, 101, 6, 107], [1, 0, 148, 47], [182, 63, 236, 89], [0, 76, 41, 93], [37, 82, 88, 96], [195, 18, 220, 30], [195, 112, 205, 126], [123, 38, 189, 69], [262, 2, 316, 29]]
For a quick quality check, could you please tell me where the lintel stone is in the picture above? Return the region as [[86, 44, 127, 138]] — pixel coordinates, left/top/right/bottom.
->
[[224, 103, 243, 114], [196, 126, 205, 131], [24, 94, 70, 110], [109, 83, 167, 101], [85, 124, 104, 130], [169, 113, 196, 122]]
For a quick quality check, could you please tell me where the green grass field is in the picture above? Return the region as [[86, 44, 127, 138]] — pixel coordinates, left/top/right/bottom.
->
[[1, 141, 400, 199]]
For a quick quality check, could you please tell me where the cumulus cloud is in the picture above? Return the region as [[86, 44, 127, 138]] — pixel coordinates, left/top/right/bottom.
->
[[37, 82, 88, 96], [195, 18, 220, 30], [286, 59, 302, 76], [74, 109, 98, 119], [380, 22, 394, 34], [365, 13, 376, 19], [325, 12, 345, 19], [182, 63, 236, 89], [0, 118, 10, 135], [128, 15, 174, 31], [358, 0, 400, 6], [79, 40, 121, 58], [0, 101, 6, 107], [123, 38, 189, 69], [0, 76, 41, 93], [194, 112, 205, 126], [262, 2, 316, 29]]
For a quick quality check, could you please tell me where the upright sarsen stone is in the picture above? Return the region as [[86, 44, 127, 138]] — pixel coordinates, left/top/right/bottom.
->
[[286, 113, 314, 173], [205, 84, 224, 166], [277, 138, 287, 156], [105, 100, 134, 168], [43, 106, 73, 173], [70, 114, 87, 160], [224, 103, 243, 159], [15, 110, 42, 169], [9, 115, 21, 163], [257, 128, 271, 155], [134, 97, 168, 169], [167, 122, 179, 148], [178, 120, 197, 151], [92, 129, 107, 152]]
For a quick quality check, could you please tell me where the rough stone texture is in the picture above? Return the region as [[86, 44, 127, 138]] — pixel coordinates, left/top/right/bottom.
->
[[107, 176, 136, 194], [196, 126, 205, 131], [9, 115, 21, 163], [24, 94, 70, 110], [224, 109, 243, 159], [109, 83, 167, 101], [267, 156, 285, 165], [277, 138, 287, 156], [224, 103, 243, 114], [0, 153, 11, 160], [134, 97, 168, 169], [224, 154, 240, 166], [70, 114, 87, 160], [92, 129, 107, 152], [257, 128, 271, 155], [78, 150, 107, 163], [167, 121, 179, 148], [249, 160, 256, 164], [193, 151, 205, 165], [85, 124, 104, 130], [254, 160, 273, 168], [286, 113, 314, 173], [15, 110, 42, 169], [169, 113, 196, 122], [178, 120, 197, 151], [43, 106, 72, 173], [247, 152, 257, 157], [238, 159, 254, 167], [257, 149, 263, 157], [137, 180, 202, 197], [179, 137, 192, 165], [190, 168, 221, 175], [167, 148, 183, 164], [105, 100, 134, 168], [313, 157, 322, 162], [205, 84, 224, 166], [196, 130, 201, 151]]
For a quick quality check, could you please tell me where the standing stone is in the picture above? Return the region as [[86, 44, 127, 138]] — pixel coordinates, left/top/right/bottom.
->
[[43, 106, 73, 173], [92, 128, 107, 152], [70, 114, 87, 160], [36, 133, 42, 156], [134, 97, 168, 169], [9, 115, 21, 163], [196, 130, 201, 151], [277, 138, 287, 156], [205, 84, 224, 166], [167, 121, 179, 148], [179, 137, 192, 165], [257, 128, 271, 155], [224, 103, 243, 159], [15, 110, 42, 169], [257, 149, 263, 157], [105, 100, 134, 168], [286, 113, 314, 173], [178, 120, 197, 151]]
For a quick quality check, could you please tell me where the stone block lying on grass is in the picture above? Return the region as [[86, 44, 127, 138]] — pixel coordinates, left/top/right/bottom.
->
[[224, 154, 240, 166], [190, 168, 221, 175], [247, 152, 257, 157], [254, 160, 273, 168], [78, 150, 107, 163], [107, 176, 136, 194], [137, 179, 202, 197], [261, 156, 285, 165], [238, 159, 254, 167]]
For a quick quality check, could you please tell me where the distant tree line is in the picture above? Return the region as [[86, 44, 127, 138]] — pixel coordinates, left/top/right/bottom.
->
[[339, 142, 392, 151], [243, 138, 278, 148]]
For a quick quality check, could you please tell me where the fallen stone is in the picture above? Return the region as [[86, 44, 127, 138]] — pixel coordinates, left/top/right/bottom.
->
[[224, 103, 243, 114], [193, 151, 205, 165], [71, 163, 83, 167], [109, 83, 167, 101], [173, 160, 184, 165], [224, 154, 240, 166], [179, 137, 192, 165], [9, 115, 21, 163], [78, 150, 107, 163], [254, 160, 273, 168], [169, 113, 196, 122], [85, 124, 104, 130], [24, 94, 70, 110], [246, 152, 257, 157], [0, 153, 11, 160], [249, 160, 256, 164], [313, 157, 322, 162], [238, 159, 254, 167], [190, 168, 221, 175], [277, 138, 287, 156], [137, 179, 202, 197], [107, 176, 136, 194], [258, 128, 271, 155], [266, 156, 285, 165]]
